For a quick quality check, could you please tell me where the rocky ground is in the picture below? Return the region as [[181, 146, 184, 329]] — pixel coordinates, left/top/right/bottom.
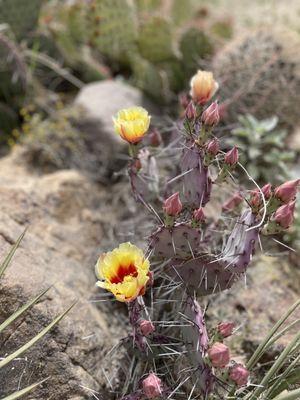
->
[[0, 81, 299, 399]]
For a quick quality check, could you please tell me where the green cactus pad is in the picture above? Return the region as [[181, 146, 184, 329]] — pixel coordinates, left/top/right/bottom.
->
[[88, 0, 137, 66], [179, 27, 214, 74], [0, 0, 43, 40], [137, 16, 175, 63]]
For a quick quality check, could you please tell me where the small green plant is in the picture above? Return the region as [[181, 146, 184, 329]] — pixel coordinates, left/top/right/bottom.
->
[[0, 230, 74, 399], [227, 114, 296, 184]]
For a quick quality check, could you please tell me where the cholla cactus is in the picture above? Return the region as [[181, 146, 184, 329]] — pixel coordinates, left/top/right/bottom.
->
[[95, 70, 299, 399]]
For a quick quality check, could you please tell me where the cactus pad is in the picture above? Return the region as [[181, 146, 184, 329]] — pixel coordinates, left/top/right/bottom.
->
[[149, 223, 204, 259], [137, 16, 174, 63], [129, 149, 159, 203], [181, 141, 212, 208]]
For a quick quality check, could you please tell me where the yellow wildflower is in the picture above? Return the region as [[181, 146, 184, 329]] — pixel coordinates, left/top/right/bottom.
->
[[113, 106, 151, 144], [95, 242, 150, 302]]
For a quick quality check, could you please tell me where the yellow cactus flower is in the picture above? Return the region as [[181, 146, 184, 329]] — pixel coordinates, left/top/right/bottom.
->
[[95, 242, 150, 302], [190, 70, 219, 105], [113, 106, 151, 144]]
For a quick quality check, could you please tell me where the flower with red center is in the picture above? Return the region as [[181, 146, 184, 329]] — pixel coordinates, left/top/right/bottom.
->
[[208, 342, 230, 368], [229, 364, 249, 387], [95, 243, 150, 302], [190, 70, 219, 105], [142, 373, 162, 399]]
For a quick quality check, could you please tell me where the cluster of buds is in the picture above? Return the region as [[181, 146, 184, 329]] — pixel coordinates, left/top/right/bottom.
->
[[207, 322, 249, 388], [259, 180, 299, 235]]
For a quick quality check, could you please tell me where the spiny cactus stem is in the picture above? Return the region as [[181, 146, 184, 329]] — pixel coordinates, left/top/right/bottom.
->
[[129, 143, 139, 158], [196, 126, 211, 146]]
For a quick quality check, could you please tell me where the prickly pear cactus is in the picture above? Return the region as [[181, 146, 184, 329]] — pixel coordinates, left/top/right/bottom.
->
[[94, 71, 299, 399], [0, 0, 43, 40], [137, 16, 175, 63], [87, 0, 137, 66], [179, 27, 214, 75]]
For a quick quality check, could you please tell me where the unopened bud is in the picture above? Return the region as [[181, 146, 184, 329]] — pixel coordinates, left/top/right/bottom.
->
[[222, 193, 243, 212], [206, 139, 220, 156], [217, 322, 235, 338], [208, 342, 230, 368], [229, 364, 249, 387], [185, 101, 197, 120], [163, 192, 182, 217], [274, 201, 296, 229], [148, 129, 162, 147], [193, 207, 205, 223], [262, 183, 272, 200], [274, 179, 299, 204], [140, 320, 155, 336], [142, 373, 162, 399], [179, 93, 190, 109], [224, 146, 239, 166], [190, 70, 219, 105], [201, 102, 220, 126]]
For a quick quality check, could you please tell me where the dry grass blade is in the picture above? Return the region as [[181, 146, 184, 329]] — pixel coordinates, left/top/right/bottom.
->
[[0, 378, 49, 400], [0, 229, 26, 279], [0, 287, 51, 333], [246, 299, 300, 369], [0, 302, 76, 369]]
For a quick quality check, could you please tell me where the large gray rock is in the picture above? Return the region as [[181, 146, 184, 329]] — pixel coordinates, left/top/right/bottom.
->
[[0, 150, 128, 399]]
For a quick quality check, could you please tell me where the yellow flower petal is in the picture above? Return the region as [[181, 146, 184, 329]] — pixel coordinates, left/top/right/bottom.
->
[[113, 107, 151, 144], [95, 242, 150, 302]]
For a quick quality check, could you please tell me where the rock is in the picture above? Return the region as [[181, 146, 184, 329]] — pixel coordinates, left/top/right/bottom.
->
[[74, 80, 159, 178], [0, 149, 128, 399]]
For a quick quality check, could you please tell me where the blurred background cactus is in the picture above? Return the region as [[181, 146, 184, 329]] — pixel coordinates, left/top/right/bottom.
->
[[213, 29, 300, 131], [226, 115, 296, 184]]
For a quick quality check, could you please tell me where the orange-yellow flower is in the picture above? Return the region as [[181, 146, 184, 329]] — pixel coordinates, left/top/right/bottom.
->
[[190, 70, 219, 105], [113, 106, 151, 144], [95, 242, 150, 302]]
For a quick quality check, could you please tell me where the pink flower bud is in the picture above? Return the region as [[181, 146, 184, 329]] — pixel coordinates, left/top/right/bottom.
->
[[208, 342, 230, 368], [250, 184, 272, 209], [163, 192, 182, 216], [274, 179, 299, 204], [206, 139, 220, 156], [142, 373, 162, 399], [179, 93, 190, 109], [274, 201, 296, 229], [229, 364, 249, 387], [185, 101, 197, 120], [140, 319, 155, 336], [262, 183, 272, 200], [148, 129, 162, 147], [222, 193, 243, 212], [201, 102, 220, 126], [193, 207, 205, 223], [217, 322, 235, 338], [224, 146, 239, 166]]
